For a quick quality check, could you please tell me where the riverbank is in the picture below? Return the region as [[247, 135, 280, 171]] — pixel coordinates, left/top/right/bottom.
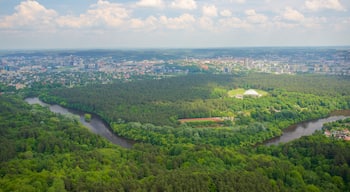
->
[[264, 111, 350, 145], [26, 97, 350, 147], [25, 97, 134, 148]]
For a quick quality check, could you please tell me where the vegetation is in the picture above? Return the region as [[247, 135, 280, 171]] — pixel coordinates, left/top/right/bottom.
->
[[323, 118, 350, 130], [1, 94, 350, 191], [41, 73, 350, 146], [84, 113, 91, 122], [227, 88, 268, 97], [1, 73, 350, 191]]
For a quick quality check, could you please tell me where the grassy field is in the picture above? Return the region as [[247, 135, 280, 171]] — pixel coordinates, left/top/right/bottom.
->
[[227, 88, 246, 97]]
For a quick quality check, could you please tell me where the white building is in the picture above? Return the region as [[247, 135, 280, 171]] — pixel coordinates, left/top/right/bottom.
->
[[243, 89, 261, 97]]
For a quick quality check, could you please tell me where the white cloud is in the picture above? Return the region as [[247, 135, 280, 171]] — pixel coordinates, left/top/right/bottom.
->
[[273, 14, 329, 29], [136, 0, 164, 8], [283, 7, 304, 21], [272, 20, 298, 29], [129, 16, 158, 30], [302, 16, 327, 28], [245, 9, 255, 16], [130, 18, 145, 28], [87, 0, 129, 27], [0, 0, 57, 29], [199, 16, 215, 31], [159, 14, 195, 29], [220, 9, 232, 17], [305, 0, 346, 11], [245, 9, 268, 24], [333, 17, 350, 31], [1, 0, 350, 48], [202, 5, 218, 17], [171, 0, 197, 10], [57, 0, 129, 28], [57, 15, 86, 28], [234, 0, 246, 4], [219, 17, 249, 29]]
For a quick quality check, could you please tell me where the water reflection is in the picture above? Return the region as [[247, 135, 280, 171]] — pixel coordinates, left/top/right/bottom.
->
[[265, 115, 349, 146], [25, 97, 134, 148]]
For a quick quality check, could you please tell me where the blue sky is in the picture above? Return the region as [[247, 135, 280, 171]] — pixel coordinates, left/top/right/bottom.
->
[[0, 0, 349, 49]]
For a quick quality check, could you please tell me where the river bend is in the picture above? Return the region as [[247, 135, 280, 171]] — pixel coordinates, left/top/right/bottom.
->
[[26, 97, 350, 147], [265, 113, 350, 145], [25, 97, 134, 148]]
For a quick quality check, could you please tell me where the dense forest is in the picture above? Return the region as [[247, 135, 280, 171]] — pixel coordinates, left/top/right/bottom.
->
[[1, 73, 350, 191], [41, 73, 350, 146], [42, 74, 350, 124], [1, 93, 350, 191]]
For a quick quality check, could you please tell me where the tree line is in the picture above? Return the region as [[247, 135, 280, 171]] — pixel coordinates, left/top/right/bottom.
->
[[1, 95, 350, 191], [41, 73, 350, 127]]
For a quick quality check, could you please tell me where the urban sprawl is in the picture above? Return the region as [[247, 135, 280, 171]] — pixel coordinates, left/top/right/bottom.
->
[[1, 48, 349, 90]]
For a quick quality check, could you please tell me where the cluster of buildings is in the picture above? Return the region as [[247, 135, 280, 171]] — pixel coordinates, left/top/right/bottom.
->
[[198, 53, 350, 75], [1, 48, 349, 89], [0, 55, 188, 89], [324, 129, 350, 141]]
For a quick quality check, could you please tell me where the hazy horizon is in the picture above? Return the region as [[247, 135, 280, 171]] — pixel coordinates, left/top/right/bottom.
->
[[1, 45, 350, 52]]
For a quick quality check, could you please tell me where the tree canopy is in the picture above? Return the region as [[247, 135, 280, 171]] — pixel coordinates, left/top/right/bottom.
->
[[2, 73, 350, 191]]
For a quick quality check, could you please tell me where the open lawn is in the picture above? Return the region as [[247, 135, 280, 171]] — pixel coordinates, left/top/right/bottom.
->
[[228, 88, 245, 97]]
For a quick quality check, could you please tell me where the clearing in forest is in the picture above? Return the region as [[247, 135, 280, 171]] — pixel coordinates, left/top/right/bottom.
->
[[228, 88, 268, 98]]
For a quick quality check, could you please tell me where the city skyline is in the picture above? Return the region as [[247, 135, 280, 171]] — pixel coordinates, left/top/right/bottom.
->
[[1, 0, 350, 49]]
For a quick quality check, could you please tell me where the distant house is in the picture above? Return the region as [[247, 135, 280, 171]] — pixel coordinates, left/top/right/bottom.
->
[[324, 130, 331, 137], [243, 89, 261, 97], [324, 128, 350, 141], [15, 83, 25, 90]]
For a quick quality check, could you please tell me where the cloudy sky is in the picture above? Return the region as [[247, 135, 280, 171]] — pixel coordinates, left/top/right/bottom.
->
[[0, 0, 349, 49]]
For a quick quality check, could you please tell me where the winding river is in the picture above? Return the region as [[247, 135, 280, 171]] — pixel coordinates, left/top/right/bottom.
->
[[25, 97, 350, 147], [265, 111, 350, 146], [25, 97, 134, 148]]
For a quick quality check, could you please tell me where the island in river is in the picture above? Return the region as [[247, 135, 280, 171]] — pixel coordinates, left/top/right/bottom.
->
[[84, 113, 92, 122]]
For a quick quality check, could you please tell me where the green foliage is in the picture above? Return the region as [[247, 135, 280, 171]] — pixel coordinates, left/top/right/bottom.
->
[[0, 83, 16, 93], [84, 113, 91, 122], [42, 74, 350, 128], [227, 88, 246, 96], [2, 73, 350, 191], [43, 74, 236, 125], [111, 121, 281, 147], [256, 133, 350, 191]]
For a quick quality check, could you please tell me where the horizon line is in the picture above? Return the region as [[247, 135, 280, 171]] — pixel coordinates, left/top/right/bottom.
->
[[1, 45, 350, 52]]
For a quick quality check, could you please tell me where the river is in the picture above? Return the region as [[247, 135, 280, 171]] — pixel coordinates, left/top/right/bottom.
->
[[264, 112, 350, 146], [25, 97, 350, 147], [25, 97, 134, 148]]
